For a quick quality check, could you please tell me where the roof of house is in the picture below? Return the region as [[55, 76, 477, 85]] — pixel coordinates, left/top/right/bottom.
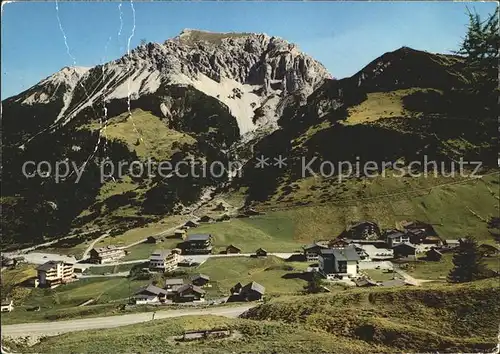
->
[[427, 248, 443, 256], [176, 284, 205, 295], [185, 234, 211, 241], [1, 299, 12, 306], [150, 250, 170, 260], [93, 245, 122, 254], [386, 231, 408, 239], [303, 243, 329, 251], [184, 220, 200, 225], [479, 244, 500, 252], [320, 246, 360, 261], [256, 248, 268, 253], [36, 261, 65, 271], [191, 274, 210, 281], [226, 244, 241, 250], [392, 242, 417, 250], [136, 284, 169, 296], [242, 281, 265, 295], [348, 221, 379, 229], [165, 278, 185, 286]]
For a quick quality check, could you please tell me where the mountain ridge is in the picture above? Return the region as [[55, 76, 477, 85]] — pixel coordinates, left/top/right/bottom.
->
[[1, 32, 497, 250]]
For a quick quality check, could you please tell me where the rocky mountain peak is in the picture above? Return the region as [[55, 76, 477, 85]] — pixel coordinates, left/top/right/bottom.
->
[[5, 29, 332, 140]]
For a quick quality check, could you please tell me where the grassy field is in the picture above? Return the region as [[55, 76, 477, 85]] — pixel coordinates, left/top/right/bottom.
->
[[8, 315, 387, 354], [10, 279, 498, 354], [191, 256, 309, 296], [84, 109, 196, 161], [405, 253, 500, 281], [110, 214, 186, 245], [343, 88, 442, 125], [252, 173, 499, 245], [242, 278, 499, 353], [83, 262, 145, 275], [193, 217, 301, 253], [1, 277, 149, 325], [361, 268, 398, 282], [121, 241, 182, 261]]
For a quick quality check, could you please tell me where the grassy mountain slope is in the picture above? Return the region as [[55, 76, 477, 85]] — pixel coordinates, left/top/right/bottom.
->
[[242, 279, 500, 352], [9, 280, 498, 354], [235, 47, 498, 246]]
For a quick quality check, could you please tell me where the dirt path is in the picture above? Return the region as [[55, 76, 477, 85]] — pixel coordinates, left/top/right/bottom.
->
[[80, 232, 110, 261]]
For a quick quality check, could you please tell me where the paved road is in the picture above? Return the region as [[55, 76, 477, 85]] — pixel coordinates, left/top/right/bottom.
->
[[392, 266, 423, 286], [78, 253, 299, 269], [1, 304, 254, 339], [6, 252, 78, 266], [77, 272, 130, 278], [358, 260, 393, 270]]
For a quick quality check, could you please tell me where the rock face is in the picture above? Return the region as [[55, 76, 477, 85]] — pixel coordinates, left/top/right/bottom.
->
[[4, 29, 331, 147]]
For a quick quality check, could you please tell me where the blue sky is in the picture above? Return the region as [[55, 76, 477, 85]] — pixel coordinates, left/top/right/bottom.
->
[[1, 1, 498, 99]]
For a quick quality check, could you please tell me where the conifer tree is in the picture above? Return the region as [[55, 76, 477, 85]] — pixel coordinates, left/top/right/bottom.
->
[[456, 7, 499, 113], [448, 235, 488, 283]]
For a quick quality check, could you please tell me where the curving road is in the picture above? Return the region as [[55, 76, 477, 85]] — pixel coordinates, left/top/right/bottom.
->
[[1, 304, 254, 339]]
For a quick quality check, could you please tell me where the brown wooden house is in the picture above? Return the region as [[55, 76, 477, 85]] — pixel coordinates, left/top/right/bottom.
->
[[225, 244, 241, 254]]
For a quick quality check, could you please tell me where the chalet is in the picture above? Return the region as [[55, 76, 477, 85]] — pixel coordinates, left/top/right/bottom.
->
[[328, 238, 350, 247], [240, 282, 265, 301], [225, 244, 241, 254], [230, 282, 243, 295], [146, 236, 162, 244], [184, 220, 199, 228], [319, 246, 360, 280], [385, 230, 410, 248], [421, 236, 442, 247], [255, 248, 268, 257], [244, 208, 261, 216], [174, 284, 205, 302], [1, 299, 13, 312], [191, 274, 210, 287], [174, 229, 187, 239], [134, 284, 169, 304], [37, 261, 75, 288], [406, 228, 427, 244], [343, 221, 381, 240], [353, 245, 371, 261], [401, 220, 439, 237], [149, 250, 180, 272], [444, 239, 462, 249], [478, 244, 500, 257], [217, 214, 231, 222], [89, 245, 125, 264], [392, 243, 417, 260], [213, 202, 228, 211], [12, 256, 26, 266], [165, 278, 185, 293], [426, 248, 443, 261], [199, 215, 214, 223], [1, 256, 14, 268], [183, 234, 213, 254], [303, 243, 328, 261]]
